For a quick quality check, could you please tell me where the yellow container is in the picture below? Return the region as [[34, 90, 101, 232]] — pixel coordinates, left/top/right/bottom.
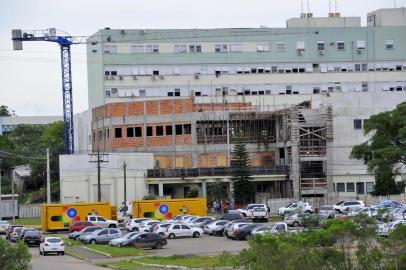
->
[[132, 198, 207, 220], [41, 202, 117, 231]]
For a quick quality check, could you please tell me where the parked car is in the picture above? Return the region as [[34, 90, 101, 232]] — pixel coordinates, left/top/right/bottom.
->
[[230, 224, 259, 240], [251, 224, 274, 236], [204, 220, 230, 235], [379, 220, 406, 237], [219, 213, 243, 221], [187, 217, 216, 228], [227, 222, 254, 239], [212, 222, 231, 236], [348, 207, 378, 218], [267, 222, 299, 235], [109, 232, 140, 247], [181, 216, 200, 224], [152, 223, 172, 236], [69, 221, 94, 232], [125, 218, 151, 232], [375, 200, 403, 209], [278, 201, 313, 215], [166, 215, 191, 223], [6, 224, 22, 240], [334, 200, 365, 214], [69, 226, 102, 240], [10, 227, 24, 242], [22, 230, 41, 246], [237, 204, 269, 218], [20, 228, 37, 240], [39, 237, 64, 256], [285, 213, 306, 227], [86, 215, 118, 228], [319, 205, 335, 218], [130, 232, 167, 249], [252, 207, 269, 222], [82, 228, 122, 244], [224, 219, 253, 237], [165, 224, 204, 239], [140, 220, 161, 232], [391, 207, 406, 221], [0, 220, 10, 234]]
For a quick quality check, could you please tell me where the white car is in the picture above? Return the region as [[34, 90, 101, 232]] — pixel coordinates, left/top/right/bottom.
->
[[181, 216, 200, 224], [39, 237, 65, 256], [278, 202, 313, 215], [152, 223, 172, 236], [379, 220, 406, 237], [334, 200, 365, 214], [347, 207, 377, 218], [165, 224, 203, 239], [187, 216, 216, 227], [0, 220, 10, 234], [139, 220, 161, 232], [391, 207, 406, 221], [252, 207, 268, 221], [203, 220, 229, 235], [125, 218, 151, 232], [237, 204, 269, 218], [86, 215, 118, 228]]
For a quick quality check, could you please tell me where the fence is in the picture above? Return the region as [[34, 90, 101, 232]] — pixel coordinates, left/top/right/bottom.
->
[[260, 194, 406, 214], [0, 200, 18, 219], [19, 204, 42, 218]]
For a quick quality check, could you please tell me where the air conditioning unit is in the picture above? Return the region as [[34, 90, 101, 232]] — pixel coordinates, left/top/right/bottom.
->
[[160, 75, 164, 80], [119, 75, 124, 80], [297, 50, 304, 55], [356, 49, 362, 54], [151, 75, 158, 81], [104, 75, 110, 80], [132, 75, 138, 80], [319, 50, 325, 55], [194, 73, 200, 79]]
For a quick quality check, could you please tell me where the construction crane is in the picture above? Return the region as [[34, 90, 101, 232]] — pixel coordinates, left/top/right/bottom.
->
[[11, 28, 88, 154]]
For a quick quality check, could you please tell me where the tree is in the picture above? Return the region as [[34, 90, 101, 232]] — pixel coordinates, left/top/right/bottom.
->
[[207, 180, 228, 203], [186, 187, 199, 198], [231, 132, 254, 204], [0, 105, 12, 116], [351, 102, 406, 196], [0, 239, 31, 270]]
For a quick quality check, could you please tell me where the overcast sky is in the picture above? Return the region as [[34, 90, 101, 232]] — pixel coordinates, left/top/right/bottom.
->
[[0, 0, 402, 116]]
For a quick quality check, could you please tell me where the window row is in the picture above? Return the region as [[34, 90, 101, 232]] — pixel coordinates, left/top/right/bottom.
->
[[103, 40, 396, 54], [335, 182, 374, 194], [114, 124, 192, 138], [353, 119, 369, 130]]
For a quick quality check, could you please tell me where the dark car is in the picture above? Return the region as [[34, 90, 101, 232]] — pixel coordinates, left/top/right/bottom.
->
[[69, 226, 102, 240], [224, 219, 253, 237], [232, 224, 259, 240], [69, 221, 94, 232], [212, 222, 230, 236], [6, 225, 22, 240], [20, 228, 37, 240], [23, 230, 41, 246], [130, 232, 167, 249], [219, 213, 243, 221]]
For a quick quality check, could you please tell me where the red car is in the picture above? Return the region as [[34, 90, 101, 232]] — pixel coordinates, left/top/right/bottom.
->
[[6, 225, 23, 240], [69, 221, 94, 232]]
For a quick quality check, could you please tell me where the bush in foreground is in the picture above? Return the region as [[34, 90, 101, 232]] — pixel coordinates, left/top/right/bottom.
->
[[0, 239, 31, 270]]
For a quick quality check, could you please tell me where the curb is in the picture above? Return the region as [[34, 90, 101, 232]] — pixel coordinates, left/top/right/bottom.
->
[[82, 246, 112, 259]]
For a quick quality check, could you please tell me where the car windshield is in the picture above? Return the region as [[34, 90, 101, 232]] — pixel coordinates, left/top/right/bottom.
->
[[15, 228, 23, 233], [25, 231, 40, 236]]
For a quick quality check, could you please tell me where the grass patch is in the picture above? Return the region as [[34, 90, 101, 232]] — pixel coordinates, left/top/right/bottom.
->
[[100, 261, 157, 269], [110, 254, 236, 269], [88, 244, 145, 258], [269, 215, 283, 222], [11, 217, 41, 226]]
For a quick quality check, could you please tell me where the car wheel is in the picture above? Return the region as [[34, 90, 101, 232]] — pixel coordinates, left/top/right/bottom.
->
[[131, 228, 138, 232], [108, 224, 117, 228], [159, 232, 164, 236], [193, 232, 200, 238], [293, 221, 299, 227], [74, 236, 79, 240], [61, 252, 65, 256], [90, 239, 96, 244], [242, 213, 247, 217], [43, 252, 47, 256], [39, 249, 43, 255], [168, 233, 175, 239], [154, 242, 163, 249]]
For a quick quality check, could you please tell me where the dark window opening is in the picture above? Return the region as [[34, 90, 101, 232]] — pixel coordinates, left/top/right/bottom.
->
[[167, 92, 174, 96], [175, 125, 183, 135], [354, 119, 362, 130], [104, 71, 110, 75], [111, 71, 117, 76], [135, 127, 142, 137], [156, 126, 164, 136], [114, 128, 122, 138], [166, 125, 173, 135], [183, 124, 191, 134], [127, 127, 134, 137], [153, 70, 159, 75], [147, 126, 153, 136], [194, 91, 201, 96]]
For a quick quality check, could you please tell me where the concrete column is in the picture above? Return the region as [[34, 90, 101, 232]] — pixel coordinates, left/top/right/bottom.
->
[[229, 180, 235, 209], [158, 183, 164, 198], [290, 108, 301, 200], [201, 181, 207, 198]]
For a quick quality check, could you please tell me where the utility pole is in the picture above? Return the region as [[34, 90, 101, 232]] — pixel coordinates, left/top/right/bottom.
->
[[11, 170, 15, 223], [89, 150, 108, 202], [46, 148, 51, 204], [123, 161, 127, 217]]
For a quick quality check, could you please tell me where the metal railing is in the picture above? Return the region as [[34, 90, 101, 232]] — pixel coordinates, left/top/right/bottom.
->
[[301, 178, 328, 190], [147, 166, 289, 178]]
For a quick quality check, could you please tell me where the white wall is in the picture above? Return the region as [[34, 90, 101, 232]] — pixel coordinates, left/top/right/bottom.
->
[[59, 153, 154, 206]]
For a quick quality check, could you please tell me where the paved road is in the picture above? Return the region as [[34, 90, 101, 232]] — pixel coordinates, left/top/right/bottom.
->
[[30, 247, 108, 270]]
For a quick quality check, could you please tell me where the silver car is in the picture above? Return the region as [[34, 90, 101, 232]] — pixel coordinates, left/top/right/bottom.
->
[[203, 220, 229, 234], [109, 232, 140, 247], [188, 217, 216, 228], [319, 205, 335, 218], [0, 221, 10, 234], [82, 228, 122, 244]]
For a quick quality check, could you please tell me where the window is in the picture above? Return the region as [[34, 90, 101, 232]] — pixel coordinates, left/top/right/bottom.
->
[[346, 182, 355, 192], [99, 230, 108, 235], [174, 44, 187, 53], [356, 40, 366, 50], [354, 119, 362, 130], [147, 126, 153, 136], [145, 45, 159, 53], [183, 124, 191, 134], [111, 71, 117, 76], [131, 44, 144, 53], [336, 183, 345, 192], [166, 125, 173, 135], [362, 83, 368, 92], [98, 217, 106, 222], [105, 90, 111, 97], [156, 126, 163, 136], [296, 41, 305, 51], [366, 182, 374, 193], [355, 64, 361, 72], [276, 42, 285, 52], [89, 216, 96, 222], [189, 45, 202, 53], [134, 127, 142, 137], [115, 128, 122, 138], [257, 43, 270, 52], [104, 71, 110, 76], [385, 40, 395, 50], [313, 87, 320, 94], [230, 44, 243, 52], [215, 44, 228, 53], [337, 41, 345, 50], [139, 89, 146, 96], [356, 182, 365, 195], [181, 225, 190, 229], [317, 41, 325, 51], [175, 125, 183, 135], [104, 44, 117, 54], [174, 88, 181, 97], [167, 92, 174, 96], [173, 225, 180, 230], [127, 127, 134, 138]]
